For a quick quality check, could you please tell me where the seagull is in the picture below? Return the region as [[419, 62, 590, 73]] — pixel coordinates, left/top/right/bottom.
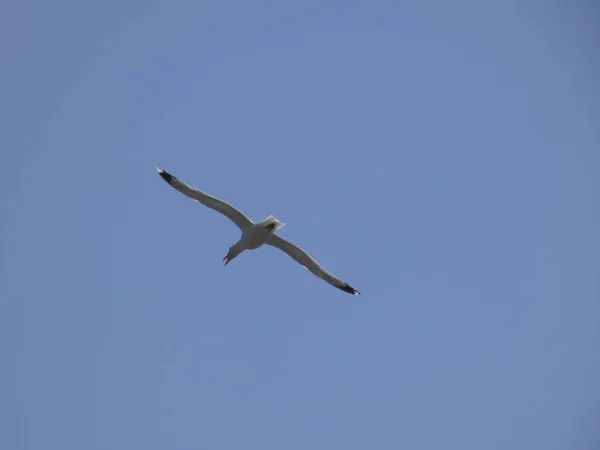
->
[[156, 167, 360, 295]]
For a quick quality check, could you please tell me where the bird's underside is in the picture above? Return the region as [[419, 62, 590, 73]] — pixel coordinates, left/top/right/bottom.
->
[[156, 167, 360, 295]]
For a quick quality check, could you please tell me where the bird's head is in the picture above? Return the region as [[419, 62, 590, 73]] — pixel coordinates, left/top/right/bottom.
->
[[223, 245, 242, 266]]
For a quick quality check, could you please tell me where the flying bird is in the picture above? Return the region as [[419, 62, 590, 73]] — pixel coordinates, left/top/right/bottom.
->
[[156, 167, 360, 295]]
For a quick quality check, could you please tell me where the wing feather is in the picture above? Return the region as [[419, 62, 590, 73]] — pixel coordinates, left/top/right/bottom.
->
[[267, 234, 360, 295], [157, 168, 253, 231]]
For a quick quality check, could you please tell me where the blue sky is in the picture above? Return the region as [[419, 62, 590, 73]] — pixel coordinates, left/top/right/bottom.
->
[[1, 1, 599, 449]]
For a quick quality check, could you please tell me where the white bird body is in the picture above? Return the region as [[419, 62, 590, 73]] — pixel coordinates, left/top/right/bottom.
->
[[239, 216, 286, 250], [156, 167, 360, 295]]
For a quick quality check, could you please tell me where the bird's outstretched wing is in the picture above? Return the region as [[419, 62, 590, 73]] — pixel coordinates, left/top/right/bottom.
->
[[157, 168, 253, 231], [267, 234, 360, 295]]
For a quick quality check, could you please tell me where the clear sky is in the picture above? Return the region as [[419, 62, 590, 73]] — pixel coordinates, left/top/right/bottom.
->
[[1, 1, 599, 449]]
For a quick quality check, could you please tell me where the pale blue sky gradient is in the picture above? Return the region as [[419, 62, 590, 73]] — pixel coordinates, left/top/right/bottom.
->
[[1, 1, 599, 449]]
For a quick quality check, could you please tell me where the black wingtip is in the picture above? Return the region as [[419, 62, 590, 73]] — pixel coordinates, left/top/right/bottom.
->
[[156, 167, 174, 185], [337, 283, 361, 295]]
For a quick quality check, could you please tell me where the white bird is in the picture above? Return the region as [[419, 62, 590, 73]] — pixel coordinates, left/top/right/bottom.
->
[[157, 167, 360, 295]]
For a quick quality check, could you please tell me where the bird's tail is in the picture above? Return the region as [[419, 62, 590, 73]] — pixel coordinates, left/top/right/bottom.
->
[[260, 215, 286, 231]]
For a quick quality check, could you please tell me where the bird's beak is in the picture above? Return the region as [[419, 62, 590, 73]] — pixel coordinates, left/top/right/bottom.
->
[[223, 252, 231, 266]]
